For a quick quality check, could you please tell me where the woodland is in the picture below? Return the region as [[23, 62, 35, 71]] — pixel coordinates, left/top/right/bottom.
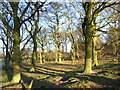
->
[[0, 0, 120, 89]]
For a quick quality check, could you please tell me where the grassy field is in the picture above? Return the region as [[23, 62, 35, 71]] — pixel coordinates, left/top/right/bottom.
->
[[1, 59, 120, 89]]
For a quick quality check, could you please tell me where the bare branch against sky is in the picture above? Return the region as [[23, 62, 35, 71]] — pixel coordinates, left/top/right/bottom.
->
[[0, 0, 119, 2]]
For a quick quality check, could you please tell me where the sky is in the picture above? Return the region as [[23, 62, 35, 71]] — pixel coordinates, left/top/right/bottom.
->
[[0, 1, 119, 54], [0, 41, 3, 53]]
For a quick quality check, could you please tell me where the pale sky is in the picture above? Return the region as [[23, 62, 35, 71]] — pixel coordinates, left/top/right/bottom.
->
[[0, 40, 3, 53]]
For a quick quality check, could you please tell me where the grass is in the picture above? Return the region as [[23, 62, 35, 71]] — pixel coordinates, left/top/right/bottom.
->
[[1, 59, 120, 89]]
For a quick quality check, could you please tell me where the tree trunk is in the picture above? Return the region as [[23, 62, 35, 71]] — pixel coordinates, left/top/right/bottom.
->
[[66, 43, 67, 52], [5, 50, 10, 69], [5, 36, 10, 69], [92, 36, 99, 66], [30, 11, 39, 71], [29, 37, 37, 72], [83, 2, 93, 73], [84, 35, 93, 73], [58, 45, 62, 63], [55, 45, 58, 62], [11, 31, 21, 83], [83, 2, 95, 73], [76, 44, 80, 59], [40, 51, 43, 63], [30, 51, 36, 72], [55, 41, 62, 63], [58, 43, 62, 63], [71, 44, 75, 64], [11, 3, 21, 82], [113, 31, 119, 60], [42, 47, 45, 63], [40, 46, 45, 63]]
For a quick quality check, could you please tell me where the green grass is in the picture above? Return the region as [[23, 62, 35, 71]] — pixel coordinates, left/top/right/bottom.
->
[[1, 60, 120, 89]]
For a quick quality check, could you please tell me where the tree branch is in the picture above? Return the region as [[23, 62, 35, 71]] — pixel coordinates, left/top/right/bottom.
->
[[97, 38, 120, 51], [20, 2, 46, 26]]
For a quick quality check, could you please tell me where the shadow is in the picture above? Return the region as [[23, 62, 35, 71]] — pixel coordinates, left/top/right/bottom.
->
[[21, 73, 60, 88], [21, 63, 82, 75], [3, 62, 120, 88], [21, 64, 83, 86], [44, 63, 78, 67], [21, 65, 65, 82], [37, 63, 83, 70], [36, 65, 67, 73], [21, 66, 30, 72], [36, 64, 83, 75], [59, 75, 89, 87], [93, 63, 120, 71], [85, 75, 120, 88], [27, 70, 58, 77], [24, 67, 65, 81], [2, 66, 13, 82], [29, 65, 82, 77], [66, 74, 120, 88], [21, 64, 66, 75]]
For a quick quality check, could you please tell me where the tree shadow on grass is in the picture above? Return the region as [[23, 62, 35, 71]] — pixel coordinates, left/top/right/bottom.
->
[[1, 74, 60, 89], [93, 63, 120, 71], [20, 63, 120, 88], [22, 65, 83, 86], [87, 75, 120, 88], [21, 73, 60, 89], [36, 63, 82, 71], [36, 65, 67, 73], [73, 74, 120, 88], [28, 65, 83, 77], [45, 63, 81, 67], [57, 73, 119, 88]]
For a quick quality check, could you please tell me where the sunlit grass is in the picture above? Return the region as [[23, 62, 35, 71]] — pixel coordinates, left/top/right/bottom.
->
[[1, 59, 120, 88]]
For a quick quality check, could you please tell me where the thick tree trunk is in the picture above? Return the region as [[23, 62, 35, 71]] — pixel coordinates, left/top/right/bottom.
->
[[91, 13, 99, 66], [84, 36, 93, 73], [83, 2, 94, 73], [11, 3, 21, 82], [11, 31, 21, 83], [92, 36, 99, 66]]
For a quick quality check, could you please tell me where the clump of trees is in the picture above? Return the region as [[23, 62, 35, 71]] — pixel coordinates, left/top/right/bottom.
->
[[0, 1, 119, 83]]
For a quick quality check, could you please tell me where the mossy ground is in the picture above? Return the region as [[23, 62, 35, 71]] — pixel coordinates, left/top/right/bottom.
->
[[1, 59, 120, 89]]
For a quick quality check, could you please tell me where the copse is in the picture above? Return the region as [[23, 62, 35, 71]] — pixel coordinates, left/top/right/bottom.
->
[[1, 1, 46, 83], [0, 1, 119, 85]]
